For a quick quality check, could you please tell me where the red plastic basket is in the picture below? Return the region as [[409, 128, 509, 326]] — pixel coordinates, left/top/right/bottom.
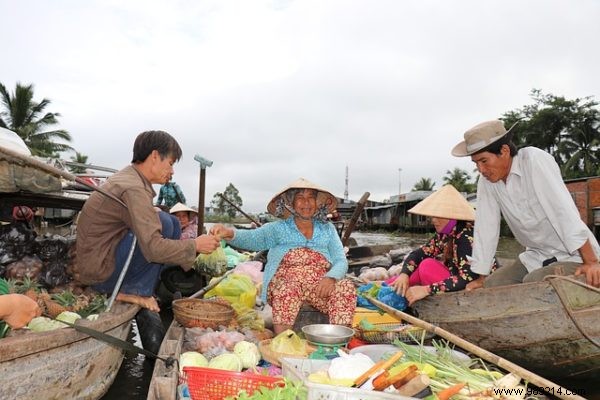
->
[[183, 367, 284, 400]]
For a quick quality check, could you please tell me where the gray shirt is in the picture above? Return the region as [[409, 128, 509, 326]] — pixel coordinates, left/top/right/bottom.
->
[[470, 147, 600, 275]]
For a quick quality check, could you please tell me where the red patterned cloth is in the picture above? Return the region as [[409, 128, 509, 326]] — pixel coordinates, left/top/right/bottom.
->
[[267, 247, 356, 326]]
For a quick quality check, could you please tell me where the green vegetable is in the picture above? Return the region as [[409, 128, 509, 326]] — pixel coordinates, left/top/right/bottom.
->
[[27, 317, 67, 332], [208, 352, 243, 372], [179, 351, 209, 373], [233, 340, 261, 369], [226, 378, 307, 400], [56, 311, 82, 325]]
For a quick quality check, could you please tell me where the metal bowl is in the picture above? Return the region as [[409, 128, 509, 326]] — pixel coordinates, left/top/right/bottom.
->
[[301, 324, 355, 345]]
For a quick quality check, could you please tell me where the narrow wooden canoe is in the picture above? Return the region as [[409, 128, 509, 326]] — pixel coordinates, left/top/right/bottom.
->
[[0, 302, 139, 400], [147, 320, 184, 400], [411, 275, 600, 380]]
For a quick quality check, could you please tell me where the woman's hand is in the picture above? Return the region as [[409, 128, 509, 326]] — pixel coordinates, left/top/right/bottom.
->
[[0, 294, 42, 329], [391, 273, 409, 297], [405, 286, 429, 306], [209, 224, 234, 240], [315, 277, 336, 298], [194, 234, 220, 254]]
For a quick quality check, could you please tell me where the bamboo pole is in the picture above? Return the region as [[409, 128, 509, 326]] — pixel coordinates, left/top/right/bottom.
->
[[365, 296, 585, 400], [218, 193, 261, 227]]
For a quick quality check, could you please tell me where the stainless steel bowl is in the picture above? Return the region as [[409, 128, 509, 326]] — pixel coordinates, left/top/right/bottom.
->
[[301, 324, 355, 345]]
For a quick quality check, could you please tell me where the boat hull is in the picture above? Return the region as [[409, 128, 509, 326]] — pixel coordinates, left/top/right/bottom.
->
[[0, 302, 139, 400], [411, 277, 600, 380]]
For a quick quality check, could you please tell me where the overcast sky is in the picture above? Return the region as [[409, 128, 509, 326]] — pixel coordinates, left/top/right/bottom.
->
[[2, 0, 599, 212]]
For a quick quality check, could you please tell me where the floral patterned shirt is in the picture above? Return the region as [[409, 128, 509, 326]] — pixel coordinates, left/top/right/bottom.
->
[[400, 222, 497, 294]]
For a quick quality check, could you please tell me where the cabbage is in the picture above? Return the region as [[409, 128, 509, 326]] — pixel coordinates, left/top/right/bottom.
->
[[179, 351, 209, 373], [233, 340, 260, 369], [27, 317, 67, 332], [56, 311, 82, 325], [208, 352, 243, 372]]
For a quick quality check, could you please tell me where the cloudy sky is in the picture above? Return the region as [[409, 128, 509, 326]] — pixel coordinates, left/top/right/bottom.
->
[[2, 0, 599, 212]]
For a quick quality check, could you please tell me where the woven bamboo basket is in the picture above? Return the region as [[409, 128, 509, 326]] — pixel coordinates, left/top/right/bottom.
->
[[172, 298, 235, 329]]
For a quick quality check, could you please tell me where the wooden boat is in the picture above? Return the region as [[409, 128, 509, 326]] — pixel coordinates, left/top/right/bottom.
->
[[411, 275, 600, 380], [0, 302, 139, 400]]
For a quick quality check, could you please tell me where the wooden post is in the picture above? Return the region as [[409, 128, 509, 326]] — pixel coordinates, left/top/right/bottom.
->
[[193, 155, 213, 237], [342, 192, 370, 246]]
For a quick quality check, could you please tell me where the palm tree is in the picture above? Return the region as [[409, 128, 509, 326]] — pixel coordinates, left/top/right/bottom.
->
[[0, 82, 73, 157], [69, 152, 89, 174], [412, 177, 435, 191], [558, 116, 600, 178], [443, 167, 474, 193]]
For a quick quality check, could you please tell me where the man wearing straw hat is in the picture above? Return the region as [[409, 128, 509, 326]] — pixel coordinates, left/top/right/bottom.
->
[[210, 178, 356, 334], [389, 184, 496, 305], [452, 120, 600, 289]]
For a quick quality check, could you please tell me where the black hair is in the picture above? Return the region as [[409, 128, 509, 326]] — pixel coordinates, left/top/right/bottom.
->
[[131, 130, 183, 164], [473, 135, 518, 157]]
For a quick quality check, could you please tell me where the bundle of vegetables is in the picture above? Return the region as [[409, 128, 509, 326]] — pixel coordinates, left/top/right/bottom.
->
[[393, 339, 534, 399], [179, 340, 261, 373], [232, 303, 265, 331], [224, 378, 307, 400]]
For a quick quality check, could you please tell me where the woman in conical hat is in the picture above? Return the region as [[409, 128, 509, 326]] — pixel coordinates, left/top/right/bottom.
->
[[170, 202, 198, 240], [389, 184, 497, 306], [211, 178, 356, 334]]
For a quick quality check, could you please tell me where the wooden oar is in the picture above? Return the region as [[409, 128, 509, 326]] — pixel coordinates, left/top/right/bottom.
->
[[218, 193, 262, 227], [365, 295, 585, 400], [342, 192, 370, 246]]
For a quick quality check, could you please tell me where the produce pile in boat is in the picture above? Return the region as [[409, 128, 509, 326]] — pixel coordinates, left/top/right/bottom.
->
[[0, 222, 107, 337]]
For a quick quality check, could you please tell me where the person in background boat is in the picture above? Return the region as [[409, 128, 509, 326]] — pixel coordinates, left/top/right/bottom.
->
[[210, 178, 357, 334], [389, 185, 496, 305], [74, 130, 220, 314], [452, 119, 600, 289], [170, 202, 198, 239], [156, 177, 186, 209], [0, 293, 41, 329]]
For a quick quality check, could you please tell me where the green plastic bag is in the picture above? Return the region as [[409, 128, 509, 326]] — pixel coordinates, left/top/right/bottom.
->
[[205, 273, 257, 309]]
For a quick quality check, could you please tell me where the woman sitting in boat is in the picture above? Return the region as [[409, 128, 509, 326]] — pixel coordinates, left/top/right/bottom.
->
[[390, 184, 497, 305], [210, 178, 357, 334], [170, 202, 198, 239]]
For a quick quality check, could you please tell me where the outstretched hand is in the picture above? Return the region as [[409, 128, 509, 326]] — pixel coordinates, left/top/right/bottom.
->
[[391, 273, 409, 297], [209, 224, 234, 240]]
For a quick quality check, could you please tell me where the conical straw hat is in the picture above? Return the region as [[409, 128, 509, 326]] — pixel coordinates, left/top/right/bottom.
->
[[169, 202, 197, 215], [408, 184, 475, 221], [267, 178, 337, 218]]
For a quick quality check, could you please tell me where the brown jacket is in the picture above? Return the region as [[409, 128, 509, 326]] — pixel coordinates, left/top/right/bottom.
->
[[74, 165, 196, 284]]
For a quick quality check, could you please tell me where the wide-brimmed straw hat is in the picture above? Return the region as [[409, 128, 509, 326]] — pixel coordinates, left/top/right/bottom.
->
[[408, 184, 475, 221], [169, 202, 197, 215], [267, 178, 337, 219], [451, 120, 517, 157]]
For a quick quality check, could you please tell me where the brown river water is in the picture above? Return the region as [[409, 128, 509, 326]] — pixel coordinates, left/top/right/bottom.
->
[[102, 231, 597, 399]]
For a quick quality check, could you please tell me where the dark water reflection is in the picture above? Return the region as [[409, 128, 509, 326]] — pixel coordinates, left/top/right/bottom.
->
[[102, 231, 597, 399]]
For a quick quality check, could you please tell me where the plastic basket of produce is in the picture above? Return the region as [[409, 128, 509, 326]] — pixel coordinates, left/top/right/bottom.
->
[[183, 366, 284, 400], [355, 323, 433, 344], [281, 358, 416, 400]]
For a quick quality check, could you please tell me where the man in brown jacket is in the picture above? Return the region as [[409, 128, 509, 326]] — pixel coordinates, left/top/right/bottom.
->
[[75, 131, 220, 313]]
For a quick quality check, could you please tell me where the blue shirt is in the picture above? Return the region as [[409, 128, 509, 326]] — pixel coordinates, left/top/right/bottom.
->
[[228, 217, 348, 303]]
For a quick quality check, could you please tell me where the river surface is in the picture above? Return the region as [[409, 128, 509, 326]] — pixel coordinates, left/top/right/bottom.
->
[[102, 230, 597, 400]]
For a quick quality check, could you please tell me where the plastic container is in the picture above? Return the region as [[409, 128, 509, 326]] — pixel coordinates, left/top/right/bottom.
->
[[183, 366, 283, 400], [281, 358, 418, 400]]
